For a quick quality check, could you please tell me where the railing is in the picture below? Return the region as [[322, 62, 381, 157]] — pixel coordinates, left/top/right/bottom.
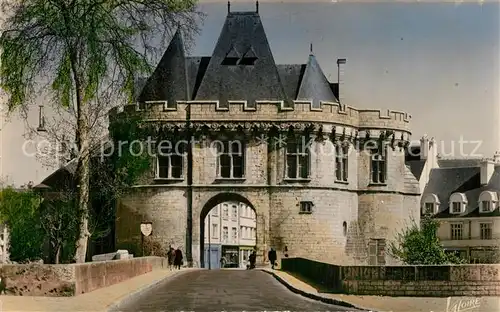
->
[[280, 257, 500, 297], [281, 257, 342, 292]]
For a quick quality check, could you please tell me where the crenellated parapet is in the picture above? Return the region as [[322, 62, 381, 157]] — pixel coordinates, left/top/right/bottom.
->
[[109, 99, 412, 140]]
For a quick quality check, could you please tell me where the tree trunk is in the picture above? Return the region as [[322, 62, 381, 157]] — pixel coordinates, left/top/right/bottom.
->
[[73, 101, 91, 263], [55, 244, 61, 264], [70, 49, 91, 264]]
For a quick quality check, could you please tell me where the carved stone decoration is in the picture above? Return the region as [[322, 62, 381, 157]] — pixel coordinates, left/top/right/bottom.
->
[[340, 128, 346, 142], [330, 128, 336, 142], [315, 126, 324, 142]]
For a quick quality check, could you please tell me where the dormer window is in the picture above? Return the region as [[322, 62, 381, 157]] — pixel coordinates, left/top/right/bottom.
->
[[222, 45, 240, 65], [478, 191, 498, 213], [449, 193, 467, 214], [239, 47, 258, 65], [422, 194, 440, 215]]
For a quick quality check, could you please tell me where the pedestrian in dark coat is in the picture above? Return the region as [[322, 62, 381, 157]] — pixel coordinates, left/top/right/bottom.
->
[[249, 251, 256, 269], [174, 248, 183, 270], [268, 248, 277, 269], [167, 246, 175, 270]]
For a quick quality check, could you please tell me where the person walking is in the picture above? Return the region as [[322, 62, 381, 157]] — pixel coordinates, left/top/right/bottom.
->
[[167, 246, 175, 270], [268, 248, 277, 269], [249, 250, 256, 269], [174, 248, 183, 270]]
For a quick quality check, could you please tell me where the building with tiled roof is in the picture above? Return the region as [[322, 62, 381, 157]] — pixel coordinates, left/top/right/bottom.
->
[[406, 137, 500, 263], [42, 3, 421, 266]]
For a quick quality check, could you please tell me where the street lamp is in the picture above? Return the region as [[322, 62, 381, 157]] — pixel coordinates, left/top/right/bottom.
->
[[37, 105, 46, 132], [208, 214, 211, 270]]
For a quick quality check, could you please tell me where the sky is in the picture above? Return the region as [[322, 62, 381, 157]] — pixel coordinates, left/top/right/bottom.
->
[[1, 1, 499, 186]]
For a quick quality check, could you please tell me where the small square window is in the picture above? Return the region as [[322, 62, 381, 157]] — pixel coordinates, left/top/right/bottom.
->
[[299, 201, 313, 214], [480, 201, 492, 213], [424, 203, 434, 214], [451, 202, 463, 214]]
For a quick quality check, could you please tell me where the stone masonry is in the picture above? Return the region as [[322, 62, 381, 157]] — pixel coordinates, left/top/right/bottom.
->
[[114, 103, 420, 267], [112, 7, 421, 267]]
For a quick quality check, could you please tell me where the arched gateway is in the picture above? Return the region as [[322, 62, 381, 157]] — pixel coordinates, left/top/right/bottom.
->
[[112, 5, 419, 267], [198, 193, 263, 268]]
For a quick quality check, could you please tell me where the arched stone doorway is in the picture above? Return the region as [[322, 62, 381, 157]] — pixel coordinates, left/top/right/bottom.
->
[[199, 193, 258, 269]]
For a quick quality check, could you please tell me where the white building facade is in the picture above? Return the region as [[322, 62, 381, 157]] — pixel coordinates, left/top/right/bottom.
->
[[204, 201, 256, 268]]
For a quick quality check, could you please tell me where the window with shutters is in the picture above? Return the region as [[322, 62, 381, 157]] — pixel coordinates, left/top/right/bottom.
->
[[216, 141, 244, 179], [212, 224, 218, 239], [286, 138, 310, 180], [450, 223, 463, 240], [335, 144, 349, 182], [231, 205, 238, 221], [480, 223, 492, 240], [368, 239, 386, 265], [155, 142, 184, 179], [232, 227, 237, 243], [222, 226, 228, 243], [370, 149, 386, 184]]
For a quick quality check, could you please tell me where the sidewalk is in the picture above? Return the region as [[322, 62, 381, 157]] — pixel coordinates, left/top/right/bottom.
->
[[261, 268, 500, 312], [0, 268, 197, 312]]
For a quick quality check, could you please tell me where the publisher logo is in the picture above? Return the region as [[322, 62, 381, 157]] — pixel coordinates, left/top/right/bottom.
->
[[446, 297, 481, 312]]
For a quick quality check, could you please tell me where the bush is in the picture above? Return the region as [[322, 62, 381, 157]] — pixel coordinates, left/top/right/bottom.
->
[[0, 187, 44, 262], [389, 215, 467, 265]]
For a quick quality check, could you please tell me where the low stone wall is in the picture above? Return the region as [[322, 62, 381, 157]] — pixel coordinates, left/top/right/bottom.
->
[[0, 256, 166, 296], [281, 257, 500, 297]]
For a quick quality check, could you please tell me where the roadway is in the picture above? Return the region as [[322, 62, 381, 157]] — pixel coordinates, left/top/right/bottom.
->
[[112, 269, 364, 311]]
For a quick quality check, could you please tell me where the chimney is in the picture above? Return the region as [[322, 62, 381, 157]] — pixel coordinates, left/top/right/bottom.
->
[[480, 158, 495, 185], [420, 135, 429, 160], [494, 151, 500, 164], [336, 58, 347, 104]]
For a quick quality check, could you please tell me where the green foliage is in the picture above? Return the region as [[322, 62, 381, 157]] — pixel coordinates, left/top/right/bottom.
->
[[0, 0, 200, 262], [39, 195, 79, 264], [0, 186, 81, 263], [0, 187, 44, 262], [88, 113, 151, 240], [389, 215, 467, 265], [0, 0, 200, 110]]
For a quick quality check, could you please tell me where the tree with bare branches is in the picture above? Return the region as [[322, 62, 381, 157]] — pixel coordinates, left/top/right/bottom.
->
[[0, 0, 202, 263]]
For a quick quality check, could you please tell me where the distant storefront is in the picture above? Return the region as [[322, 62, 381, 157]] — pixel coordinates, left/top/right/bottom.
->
[[221, 246, 239, 268], [239, 246, 255, 269], [204, 244, 221, 269]]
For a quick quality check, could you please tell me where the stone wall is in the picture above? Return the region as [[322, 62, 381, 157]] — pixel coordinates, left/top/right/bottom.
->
[[116, 134, 421, 267], [0, 257, 165, 296], [282, 257, 500, 297]]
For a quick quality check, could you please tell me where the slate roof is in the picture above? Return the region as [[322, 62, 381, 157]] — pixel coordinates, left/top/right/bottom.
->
[[423, 164, 500, 218], [137, 9, 339, 106], [437, 158, 483, 168], [404, 146, 426, 180], [403, 165, 420, 194], [39, 138, 112, 189], [406, 160, 426, 180]]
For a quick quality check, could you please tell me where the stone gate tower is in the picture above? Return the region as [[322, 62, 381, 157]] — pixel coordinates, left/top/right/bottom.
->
[[111, 4, 421, 267]]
